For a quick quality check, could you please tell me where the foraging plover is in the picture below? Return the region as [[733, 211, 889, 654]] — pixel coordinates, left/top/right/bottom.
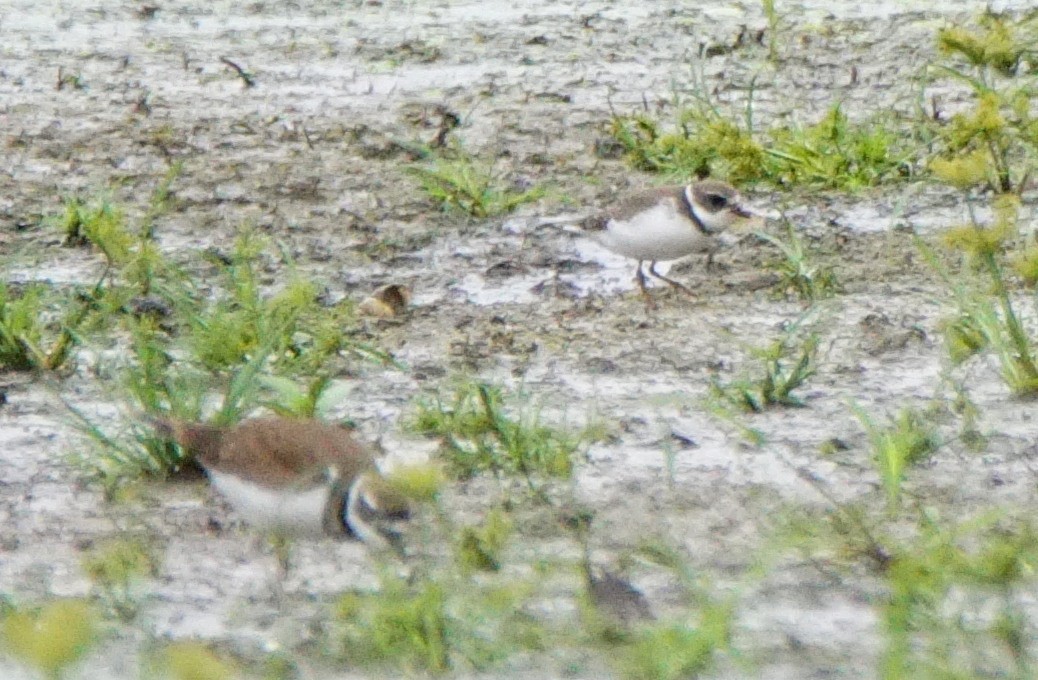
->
[[153, 416, 411, 553]]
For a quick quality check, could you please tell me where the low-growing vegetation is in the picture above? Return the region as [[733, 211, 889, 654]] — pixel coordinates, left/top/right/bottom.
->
[[12, 7, 1038, 680], [709, 324, 820, 412], [331, 571, 544, 674], [756, 222, 840, 301], [411, 380, 590, 486], [852, 404, 941, 509], [1, 599, 98, 680], [81, 536, 160, 622], [610, 101, 916, 191], [0, 283, 86, 372], [408, 141, 545, 218]]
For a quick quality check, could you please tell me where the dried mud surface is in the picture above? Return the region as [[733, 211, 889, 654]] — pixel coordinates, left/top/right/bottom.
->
[[3, 1, 1038, 678]]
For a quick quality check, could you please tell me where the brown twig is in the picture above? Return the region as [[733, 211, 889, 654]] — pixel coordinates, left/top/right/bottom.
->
[[220, 57, 255, 88]]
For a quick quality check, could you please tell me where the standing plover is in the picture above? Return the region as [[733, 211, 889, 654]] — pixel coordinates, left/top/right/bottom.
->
[[585, 179, 760, 301]]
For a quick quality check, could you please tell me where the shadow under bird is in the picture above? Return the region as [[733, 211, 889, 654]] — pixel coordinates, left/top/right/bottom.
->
[[152, 417, 411, 553], [585, 179, 762, 301], [585, 563, 655, 626]]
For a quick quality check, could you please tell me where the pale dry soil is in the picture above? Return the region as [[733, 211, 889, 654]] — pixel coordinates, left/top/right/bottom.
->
[[2, 1, 1038, 678]]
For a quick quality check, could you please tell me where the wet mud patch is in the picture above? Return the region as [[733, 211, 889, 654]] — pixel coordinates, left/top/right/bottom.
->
[[4, 1, 1038, 678]]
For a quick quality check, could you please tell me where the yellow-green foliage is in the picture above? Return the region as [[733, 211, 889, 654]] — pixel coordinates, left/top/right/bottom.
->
[[334, 572, 542, 673], [83, 537, 157, 585], [60, 197, 133, 266], [336, 577, 451, 672], [710, 332, 819, 412], [946, 92, 1007, 157], [612, 104, 907, 190], [937, 14, 1024, 74], [757, 223, 840, 301], [409, 147, 545, 218], [0, 284, 47, 371], [882, 515, 1038, 678], [942, 313, 990, 365], [82, 537, 158, 620], [617, 605, 732, 680], [611, 114, 765, 185], [940, 221, 1014, 258], [935, 192, 1038, 396], [853, 405, 940, 509], [122, 238, 174, 295], [2, 599, 97, 679], [770, 105, 906, 190], [0, 283, 85, 373], [930, 149, 990, 188], [941, 194, 1019, 258], [457, 507, 513, 572], [930, 13, 1038, 193], [385, 463, 447, 503], [158, 641, 236, 680], [1010, 246, 1038, 285], [413, 381, 580, 481], [190, 232, 321, 370]]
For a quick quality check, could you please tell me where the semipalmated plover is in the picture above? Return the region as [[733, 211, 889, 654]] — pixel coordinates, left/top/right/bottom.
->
[[153, 417, 411, 553], [586, 179, 760, 300]]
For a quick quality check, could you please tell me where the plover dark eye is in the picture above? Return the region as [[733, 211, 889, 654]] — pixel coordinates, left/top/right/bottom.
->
[[706, 193, 728, 209]]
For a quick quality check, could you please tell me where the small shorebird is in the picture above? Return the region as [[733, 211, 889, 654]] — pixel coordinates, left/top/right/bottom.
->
[[585, 179, 760, 301], [560, 508, 654, 627], [153, 417, 411, 554]]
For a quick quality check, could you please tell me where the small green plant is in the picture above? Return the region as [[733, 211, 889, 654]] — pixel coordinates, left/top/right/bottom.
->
[[710, 329, 819, 412], [926, 197, 1038, 396], [384, 463, 447, 503], [150, 641, 236, 680], [456, 507, 513, 573], [852, 405, 940, 509], [610, 99, 914, 190], [338, 577, 450, 672], [57, 196, 133, 271], [257, 374, 353, 419], [188, 232, 319, 370], [929, 12, 1038, 193], [81, 536, 159, 621], [68, 226, 390, 489], [610, 110, 765, 185], [941, 311, 990, 364], [412, 381, 584, 485], [2, 599, 97, 680], [333, 572, 542, 673], [617, 607, 732, 680], [761, 0, 779, 62], [0, 283, 93, 372], [756, 223, 839, 301], [139, 161, 184, 239], [65, 314, 209, 491], [882, 513, 1038, 678], [409, 144, 545, 218], [768, 105, 912, 190]]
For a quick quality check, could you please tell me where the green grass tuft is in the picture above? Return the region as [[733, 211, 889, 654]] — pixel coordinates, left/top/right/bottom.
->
[[412, 381, 585, 485], [409, 143, 545, 218], [852, 404, 940, 510], [710, 329, 819, 412]]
